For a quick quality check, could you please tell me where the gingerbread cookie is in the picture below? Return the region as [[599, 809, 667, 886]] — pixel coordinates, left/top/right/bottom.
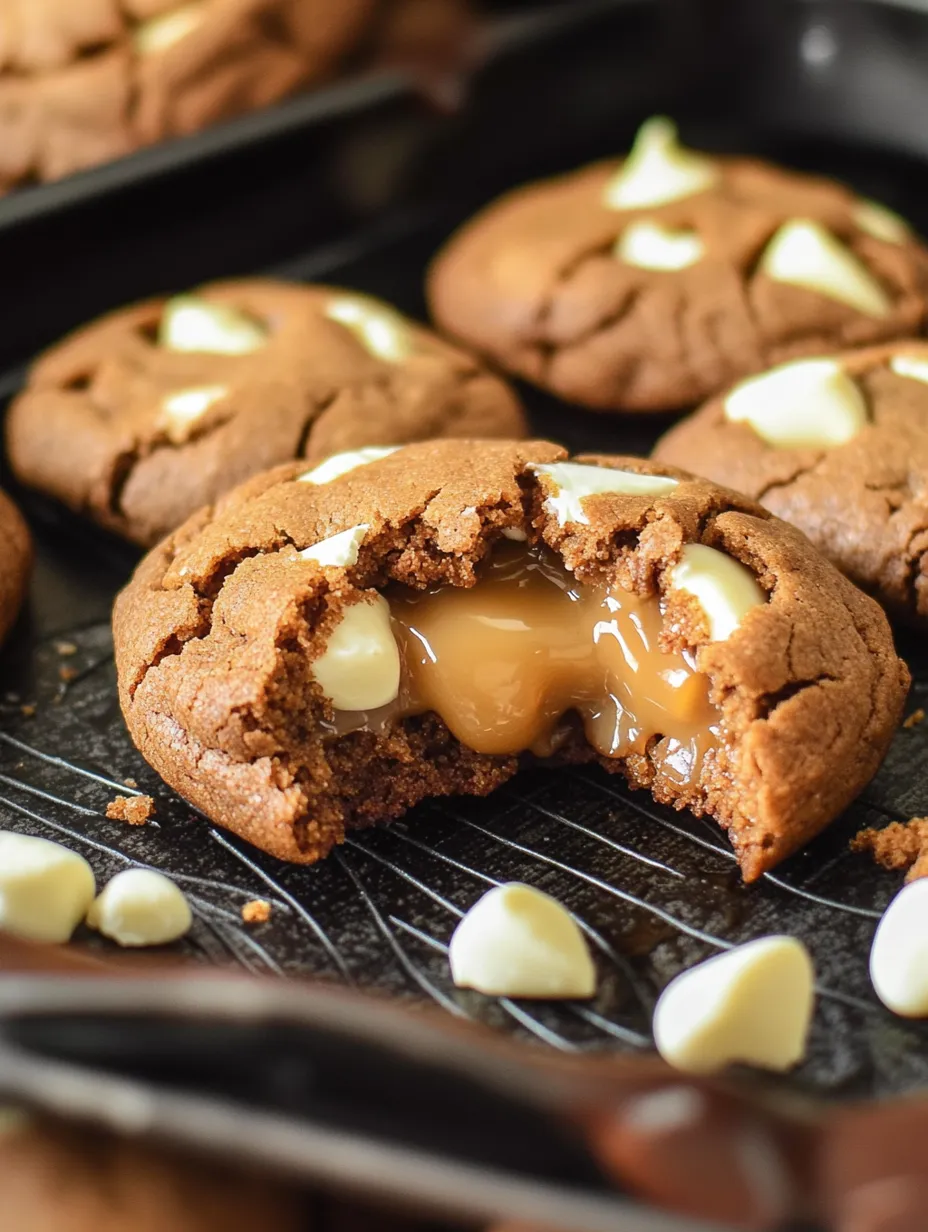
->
[[428, 117, 928, 413], [113, 439, 907, 882], [0, 0, 375, 189], [6, 279, 526, 546], [0, 490, 32, 645], [654, 340, 928, 625]]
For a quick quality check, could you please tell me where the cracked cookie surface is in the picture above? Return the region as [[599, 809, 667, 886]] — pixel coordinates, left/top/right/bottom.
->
[[113, 438, 908, 881], [0, 0, 374, 189], [5, 279, 526, 546], [427, 125, 928, 413], [0, 489, 32, 645], [654, 341, 928, 626]]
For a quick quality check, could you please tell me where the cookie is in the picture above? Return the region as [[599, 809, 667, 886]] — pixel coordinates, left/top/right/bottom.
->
[[428, 116, 928, 413], [113, 439, 908, 882], [6, 279, 527, 546], [0, 0, 375, 189], [653, 340, 928, 625], [0, 489, 32, 645]]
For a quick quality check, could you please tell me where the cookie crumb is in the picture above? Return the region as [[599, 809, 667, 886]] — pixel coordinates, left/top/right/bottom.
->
[[19, 703, 36, 718], [241, 899, 271, 925], [903, 708, 926, 729], [106, 795, 155, 826], [58, 665, 78, 683], [123, 778, 138, 788], [54, 640, 77, 657], [852, 818, 928, 882]]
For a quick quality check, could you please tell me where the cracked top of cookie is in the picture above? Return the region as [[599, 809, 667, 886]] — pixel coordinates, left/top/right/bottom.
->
[[654, 340, 928, 625], [114, 439, 908, 880], [5, 278, 525, 547], [428, 117, 928, 414]]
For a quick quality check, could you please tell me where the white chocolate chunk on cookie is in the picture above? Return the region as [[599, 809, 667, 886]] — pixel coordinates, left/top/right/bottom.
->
[[134, 2, 206, 55], [670, 544, 765, 642], [759, 219, 891, 318], [449, 883, 596, 999], [159, 295, 267, 355], [0, 832, 95, 944], [603, 116, 718, 211], [326, 296, 413, 363], [530, 461, 678, 526], [159, 384, 227, 444], [313, 595, 400, 711], [724, 357, 868, 449], [890, 353, 928, 386], [854, 198, 910, 244], [300, 524, 369, 568], [87, 868, 192, 947], [653, 936, 814, 1074], [298, 445, 400, 486], [870, 879, 928, 1016], [615, 221, 705, 270]]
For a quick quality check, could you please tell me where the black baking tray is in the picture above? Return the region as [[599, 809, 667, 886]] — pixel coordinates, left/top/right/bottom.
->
[[3, 0, 928, 1127]]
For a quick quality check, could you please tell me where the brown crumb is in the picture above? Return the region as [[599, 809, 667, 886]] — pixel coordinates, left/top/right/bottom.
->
[[58, 665, 78, 683], [852, 818, 928, 882], [123, 778, 138, 788], [106, 795, 155, 826], [54, 640, 77, 656], [903, 708, 926, 729], [241, 899, 272, 925], [19, 703, 36, 717]]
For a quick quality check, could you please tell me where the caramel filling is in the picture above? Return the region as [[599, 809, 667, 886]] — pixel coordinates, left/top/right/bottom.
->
[[327, 545, 720, 786]]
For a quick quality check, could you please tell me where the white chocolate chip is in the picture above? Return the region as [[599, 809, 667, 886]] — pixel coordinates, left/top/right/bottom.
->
[[325, 296, 412, 363], [615, 221, 705, 271], [298, 446, 400, 485], [603, 117, 718, 211], [133, 2, 205, 55], [759, 219, 891, 318], [890, 353, 928, 386], [158, 384, 227, 444], [854, 198, 910, 244], [449, 883, 596, 999], [300, 524, 369, 568], [869, 879, 928, 1017], [312, 595, 400, 711], [653, 936, 815, 1074], [501, 527, 528, 541], [724, 357, 868, 450], [530, 461, 678, 526], [670, 543, 765, 643], [86, 869, 192, 947], [0, 832, 95, 944], [159, 295, 267, 355]]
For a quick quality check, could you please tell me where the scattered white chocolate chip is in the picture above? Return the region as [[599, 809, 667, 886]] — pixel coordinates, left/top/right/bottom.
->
[[724, 357, 868, 450], [312, 595, 400, 711], [159, 384, 227, 444], [298, 445, 400, 486], [653, 936, 814, 1074], [501, 526, 528, 541], [300, 524, 369, 568], [869, 879, 928, 1017], [159, 295, 267, 355], [530, 461, 678, 526], [133, 2, 205, 55], [0, 832, 95, 944], [325, 296, 412, 363], [759, 219, 891, 318], [449, 883, 596, 999], [890, 353, 928, 386], [854, 198, 910, 244], [603, 116, 718, 211], [615, 221, 705, 271], [86, 868, 192, 947], [670, 543, 765, 643]]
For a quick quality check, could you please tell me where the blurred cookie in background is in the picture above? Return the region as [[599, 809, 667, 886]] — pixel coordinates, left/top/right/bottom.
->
[[0, 489, 31, 646]]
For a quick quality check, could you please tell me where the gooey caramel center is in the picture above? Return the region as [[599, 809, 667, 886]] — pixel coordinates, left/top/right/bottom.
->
[[328, 545, 720, 785]]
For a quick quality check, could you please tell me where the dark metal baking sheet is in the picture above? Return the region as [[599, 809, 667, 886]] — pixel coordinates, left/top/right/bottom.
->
[[3, 0, 928, 1114]]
